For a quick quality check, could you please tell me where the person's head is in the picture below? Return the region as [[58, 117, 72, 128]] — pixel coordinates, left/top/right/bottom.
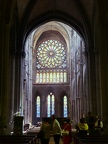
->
[[80, 118, 86, 123], [65, 118, 70, 123], [95, 115, 99, 120], [88, 111, 92, 116], [51, 114, 56, 120], [44, 118, 49, 123]]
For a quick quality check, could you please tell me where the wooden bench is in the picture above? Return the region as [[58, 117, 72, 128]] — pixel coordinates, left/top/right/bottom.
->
[[0, 135, 37, 144], [73, 135, 108, 144]]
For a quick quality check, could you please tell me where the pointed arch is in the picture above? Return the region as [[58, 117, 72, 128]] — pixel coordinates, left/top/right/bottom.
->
[[47, 91, 55, 117], [60, 91, 69, 117], [35, 91, 41, 118]]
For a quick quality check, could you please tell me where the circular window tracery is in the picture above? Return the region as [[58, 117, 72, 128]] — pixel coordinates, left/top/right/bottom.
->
[[36, 39, 67, 69]]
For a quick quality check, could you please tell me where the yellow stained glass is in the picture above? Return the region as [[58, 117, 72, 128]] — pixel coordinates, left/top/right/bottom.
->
[[36, 39, 67, 83]]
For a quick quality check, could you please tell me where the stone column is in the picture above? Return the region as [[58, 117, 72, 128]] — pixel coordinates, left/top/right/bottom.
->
[[0, 0, 17, 133]]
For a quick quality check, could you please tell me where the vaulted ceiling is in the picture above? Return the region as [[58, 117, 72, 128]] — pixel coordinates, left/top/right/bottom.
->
[[1, 0, 108, 49], [17, 0, 94, 39], [16, 0, 108, 26], [14, 0, 108, 46]]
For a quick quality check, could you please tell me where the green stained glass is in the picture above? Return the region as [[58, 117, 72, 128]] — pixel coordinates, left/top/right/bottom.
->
[[40, 73, 42, 83], [64, 72, 67, 82], [36, 72, 39, 83], [43, 71, 46, 83], [53, 72, 56, 83]]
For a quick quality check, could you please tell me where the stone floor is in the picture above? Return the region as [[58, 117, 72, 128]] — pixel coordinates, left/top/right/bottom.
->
[[49, 137, 74, 144], [27, 126, 74, 144], [49, 137, 63, 144]]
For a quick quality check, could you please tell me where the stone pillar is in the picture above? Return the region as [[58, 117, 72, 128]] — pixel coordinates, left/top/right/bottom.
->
[[80, 40, 83, 116], [0, 0, 17, 134], [98, 23, 108, 128]]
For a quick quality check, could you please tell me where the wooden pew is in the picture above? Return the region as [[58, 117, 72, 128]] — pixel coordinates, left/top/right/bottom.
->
[[0, 135, 37, 144], [73, 135, 108, 144], [78, 139, 108, 144]]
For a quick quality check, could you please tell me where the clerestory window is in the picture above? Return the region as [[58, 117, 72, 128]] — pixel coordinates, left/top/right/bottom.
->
[[36, 39, 67, 83]]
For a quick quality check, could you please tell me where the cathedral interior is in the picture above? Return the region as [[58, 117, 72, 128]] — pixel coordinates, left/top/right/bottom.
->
[[0, 0, 108, 135]]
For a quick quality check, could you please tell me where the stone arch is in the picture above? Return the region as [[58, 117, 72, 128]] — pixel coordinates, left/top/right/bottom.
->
[[21, 10, 91, 54], [23, 20, 88, 124], [60, 91, 69, 117]]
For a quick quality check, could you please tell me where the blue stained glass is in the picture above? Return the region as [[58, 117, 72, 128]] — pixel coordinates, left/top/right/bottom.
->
[[63, 96, 67, 117], [47, 93, 55, 117], [36, 96, 40, 117]]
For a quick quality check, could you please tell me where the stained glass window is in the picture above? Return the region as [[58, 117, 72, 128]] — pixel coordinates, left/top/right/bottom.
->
[[47, 92, 55, 117], [63, 96, 68, 117], [36, 96, 40, 117], [36, 39, 67, 83]]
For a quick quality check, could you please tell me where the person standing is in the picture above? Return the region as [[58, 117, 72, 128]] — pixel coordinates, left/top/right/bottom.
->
[[62, 118, 72, 144], [51, 114, 62, 144], [38, 118, 51, 144]]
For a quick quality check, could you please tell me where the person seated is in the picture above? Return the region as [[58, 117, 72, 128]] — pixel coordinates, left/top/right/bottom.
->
[[77, 118, 89, 136], [86, 111, 95, 131], [93, 115, 103, 135]]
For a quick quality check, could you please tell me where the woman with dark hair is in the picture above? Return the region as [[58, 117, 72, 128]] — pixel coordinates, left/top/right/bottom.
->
[[62, 118, 72, 144]]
